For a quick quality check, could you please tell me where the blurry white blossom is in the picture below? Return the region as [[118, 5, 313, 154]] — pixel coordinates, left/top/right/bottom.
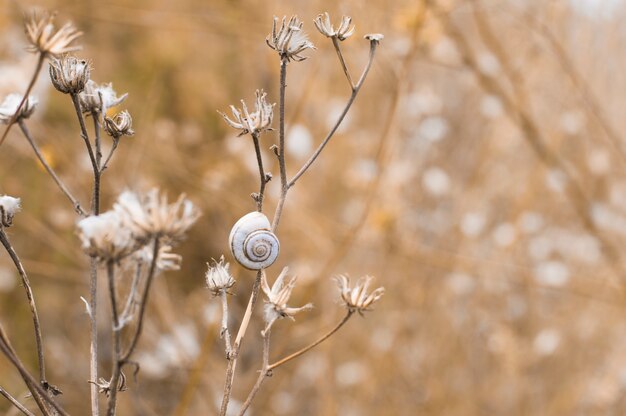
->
[[25, 11, 82, 57], [534, 260, 570, 287], [422, 167, 450, 196], [533, 328, 561, 356], [0, 94, 37, 124], [0, 195, 21, 227], [76, 211, 136, 261], [79, 80, 127, 114], [286, 124, 313, 159], [460, 211, 487, 237], [418, 116, 449, 142]]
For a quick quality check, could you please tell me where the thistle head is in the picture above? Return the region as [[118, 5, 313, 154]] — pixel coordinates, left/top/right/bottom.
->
[[0, 196, 21, 227], [104, 110, 134, 139], [314, 12, 355, 41], [262, 268, 313, 323], [335, 275, 384, 315], [79, 80, 128, 115], [0, 94, 37, 124], [266, 15, 315, 62], [219, 90, 274, 136], [49, 56, 90, 94], [205, 256, 236, 296], [24, 11, 82, 57]]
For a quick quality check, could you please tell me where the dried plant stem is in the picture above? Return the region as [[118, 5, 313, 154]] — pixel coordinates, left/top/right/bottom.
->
[[0, 324, 68, 416], [220, 291, 233, 356], [93, 112, 103, 168], [70, 93, 100, 210], [106, 260, 122, 416], [89, 257, 100, 416], [237, 319, 277, 416], [120, 237, 161, 361], [0, 53, 45, 148], [17, 120, 87, 217], [119, 263, 143, 327], [219, 270, 263, 416], [272, 58, 289, 232], [267, 310, 353, 371], [289, 40, 378, 190], [0, 385, 35, 416], [0, 228, 46, 386], [101, 139, 119, 173], [251, 132, 267, 212], [331, 37, 354, 89]]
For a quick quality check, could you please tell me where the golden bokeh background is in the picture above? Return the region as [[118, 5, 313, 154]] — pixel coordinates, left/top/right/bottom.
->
[[2, 0, 626, 414]]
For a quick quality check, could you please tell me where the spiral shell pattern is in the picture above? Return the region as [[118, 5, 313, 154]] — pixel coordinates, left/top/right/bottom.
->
[[229, 211, 280, 270]]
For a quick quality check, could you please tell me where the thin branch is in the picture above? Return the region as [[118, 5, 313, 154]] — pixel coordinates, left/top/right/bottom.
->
[[105, 261, 122, 416], [120, 237, 161, 362], [237, 318, 277, 416], [17, 120, 87, 217], [219, 291, 232, 356], [271, 58, 289, 232], [0, 228, 46, 386], [331, 37, 355, 89], [92, 111, 103, 170], [118, 263, 144, 328], [219, 270, 263, 416], [0, 53, 45, 148], [70, 93, 100, 212], [0, 385, 35, 416], [100, 139, 119, 173], [88, 257, 100, 416], [251, 132, 267, 212], [288, 40, 378, 190], [268, 311, 353, 371]]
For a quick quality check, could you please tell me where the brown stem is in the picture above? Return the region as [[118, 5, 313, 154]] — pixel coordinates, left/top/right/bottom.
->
[[219, 270, 263, 416], [268, 311, 353, 371], [220, 291, 232, 356], [331, 36, 354, 89], [89, 257, 100, 416], [100, 139, 119, 173], [70, 93, 100, 213], [17, 120, 87, 217], [251, 132, 267, 212], [105, 261, 121, 416], [92, 111, 103, 170], [0, 228, 46, 386], [0, 385, 35, 416], [271, 58, 289, 232], [0, 53, 45, 148]]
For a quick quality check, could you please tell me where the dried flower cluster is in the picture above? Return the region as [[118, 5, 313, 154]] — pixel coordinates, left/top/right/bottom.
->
[[77, 189, 199, 261], [49, 56, 91, 94], [25, 11, 82, 57], [336, 275, 385, 314], [314, 12, 355, 41], [206, 256, 236, 295], [0, 195, 21, 227], [220, 90, 274, 136], [266, 15, 315, 62], [262, 268, 313, 322], [0, 94, 37, 124], [79, 80, 128, 115], [104, 110, 134, 138]]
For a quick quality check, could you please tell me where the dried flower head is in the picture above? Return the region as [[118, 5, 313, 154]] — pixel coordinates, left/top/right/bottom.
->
[[262, 268, 313, 322], [76, 211, 137, 261], [206, 256, 236, 296], [49, 56, 90, 94], [364, 33, 384, 43], [24, 11, 82, 57], [114, 189, 200, 243], [336, 275, 384, 314], [104, 110, 134, 139], [132, 244, 182, 271], [79, 80, 128, 115], [314, 13, 355, 41], [266, 15, 315, 62], [0, 195, 21, 227], [219, 90, 274, 136], [0, 94, 37, 124]]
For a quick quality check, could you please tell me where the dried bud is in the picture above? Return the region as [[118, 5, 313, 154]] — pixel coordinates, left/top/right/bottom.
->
[[24, 11, 82, 57], [104, 110, 134, 139], [219, 90, 274, 136], [314, 13, 355, 41], [262, 268, 313, 322], [336, 275, 384, 314], [79, 80, 128, 115], [266, 15, 315, 62], [0, 94, 37, 124], [0, 195, 21, 227], [206, 256, 236, 296], [364, 33, 384, 43], [132, 244, 182, 271], [49, 56, 90, 94]]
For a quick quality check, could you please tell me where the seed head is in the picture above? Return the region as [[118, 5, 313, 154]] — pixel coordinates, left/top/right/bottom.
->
[[0, 195, 21, 227], [0, 94, 37, 124], [76, 211, 137, 261], [262, 268, 313, 322], [206, 256, 236, 296], [266, 15, 315, 62], [24, 11, 82, 57], [219, 90, 274, 136], [79, 80, 128, 115], [104, 110, 134, 139], [314, 13, 355, 41], [364, 33, 384, 44], [336, 275, 384, 314], [113, 189, 200, 243], [132, 244, 182, 272], [49, 56, 90, 94]]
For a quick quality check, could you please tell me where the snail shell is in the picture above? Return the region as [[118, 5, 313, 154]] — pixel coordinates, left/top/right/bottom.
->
[[229, 211, 280, 270]]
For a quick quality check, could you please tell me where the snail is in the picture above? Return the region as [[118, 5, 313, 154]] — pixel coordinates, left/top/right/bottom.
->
[[229, 211, 280, 270]]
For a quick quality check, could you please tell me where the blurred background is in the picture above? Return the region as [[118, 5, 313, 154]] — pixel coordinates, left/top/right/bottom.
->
[[1, 0, 625, 414]]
